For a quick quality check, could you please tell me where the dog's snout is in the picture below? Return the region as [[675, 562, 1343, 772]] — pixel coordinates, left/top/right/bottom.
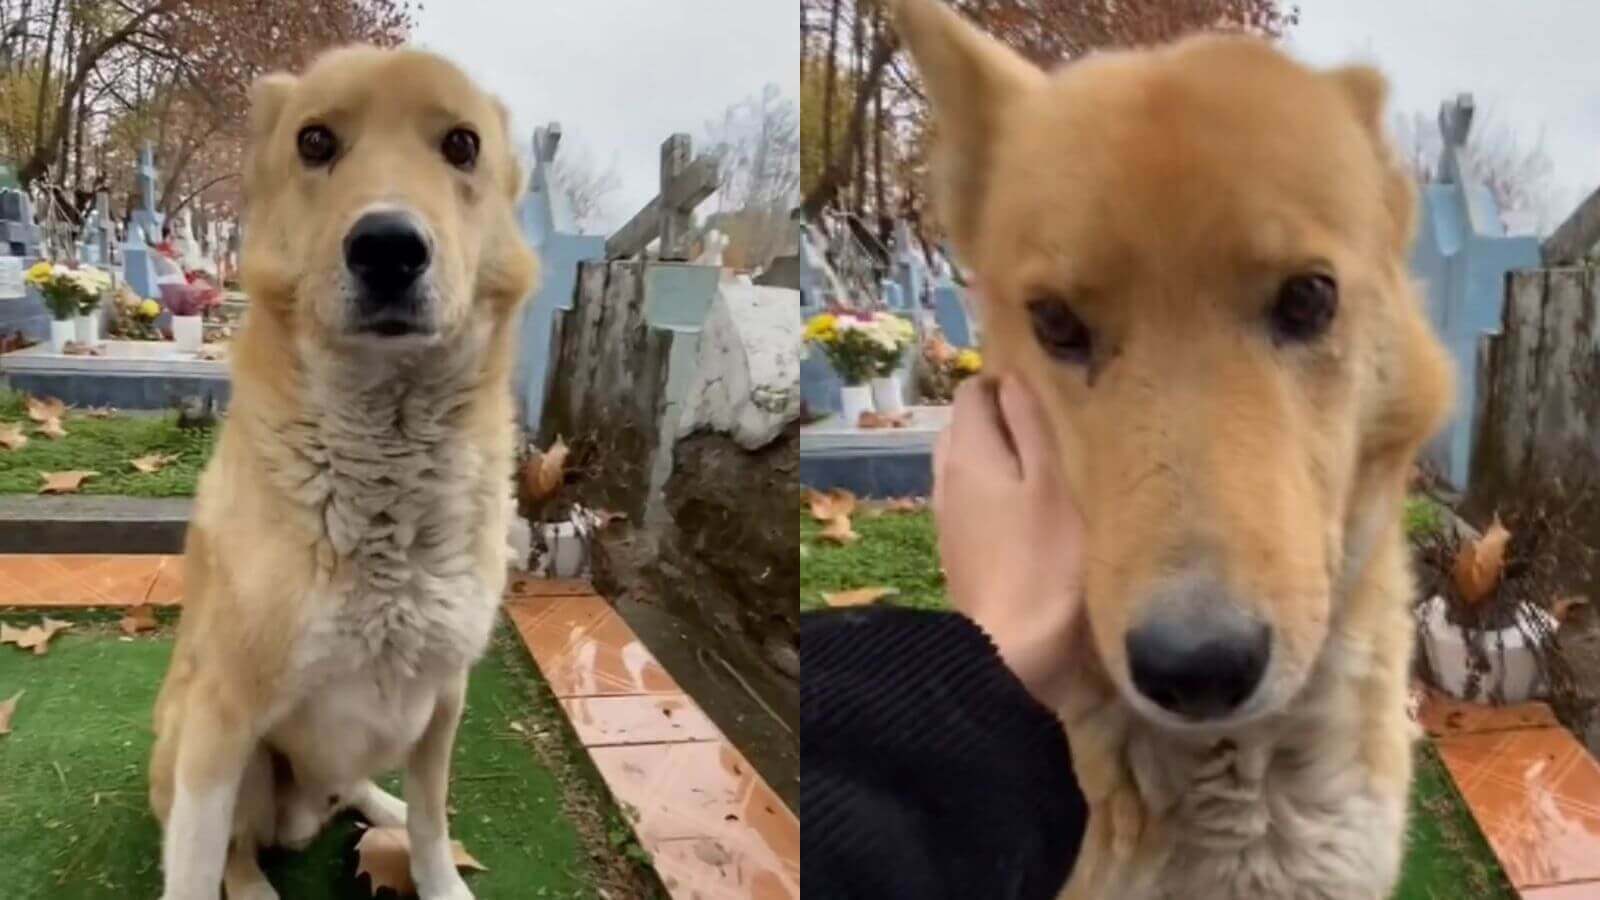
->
[[344, 211, 430, 297], [1126, 592, 1270, 721]]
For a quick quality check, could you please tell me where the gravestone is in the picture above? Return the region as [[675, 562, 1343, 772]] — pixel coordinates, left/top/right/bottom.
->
[[77, 191, 111, 266], [606, 133, 719, 262], [931, 279, 975, 347], [1409, 93, 1540, 488], [175, 209, 204, 272], [513, 123, 606, 431], [0, 188, 46, 341], [122, 142, 164, 299], [0, 189, 40, 257]]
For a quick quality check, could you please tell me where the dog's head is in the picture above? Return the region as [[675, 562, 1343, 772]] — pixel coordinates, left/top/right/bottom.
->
[[240, 46, 535, 349], [895, 0, 1453, 732]]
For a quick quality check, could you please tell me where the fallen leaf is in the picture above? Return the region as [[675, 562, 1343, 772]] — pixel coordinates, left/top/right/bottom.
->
[[63, 341, 104, 356], [130, 453, 178, 474], [355, 826, 485, 896], [24, 395, 64, 423], [0, 690, 19, 735], [817, 514, 859, 545], [858, 410, 911, 429], [84, 406, 116, 419], [806, 487, 857, 522], [1552, 595, 1590, 624], [823, 586, 898, 607], [866, 497, 924, 517], [39, 470, 96, 494], [520, 437, 569, 505], [120, 604, 160, 636], [1, 618, 72, 655], [0, 422, 26, 451], [1452, 516, 1512, 606], [36, 417, 66, 440]]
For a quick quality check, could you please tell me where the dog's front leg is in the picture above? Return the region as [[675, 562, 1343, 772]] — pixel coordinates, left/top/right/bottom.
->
[[406, 674, 473, 900], [161, 695, 257, 900]]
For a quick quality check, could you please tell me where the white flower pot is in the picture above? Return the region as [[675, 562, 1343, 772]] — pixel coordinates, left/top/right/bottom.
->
[[1419, 594, 1553, 704], [840, 383, 875, 426], [48, 318, 75, 352], [173, 314, 204, 352], [871, 375, 906, 415], [74, 312, 99, 347]]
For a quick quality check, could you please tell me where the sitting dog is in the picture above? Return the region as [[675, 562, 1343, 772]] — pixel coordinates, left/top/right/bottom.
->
[[893, 1, 1454, 897], [148, 45, 537, 900]]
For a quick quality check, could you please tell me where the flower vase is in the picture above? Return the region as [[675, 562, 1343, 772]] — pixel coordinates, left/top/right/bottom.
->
[[49, 318, 75, 353], [173, 314, 204, 352], [74, 311, 99, 347], [840, 383, 875, 427], [871, 374, 906, 415]]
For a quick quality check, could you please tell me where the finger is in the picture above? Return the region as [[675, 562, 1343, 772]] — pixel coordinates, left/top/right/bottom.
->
[[932, 425, 953, 515], [950, 377, 1016, 472], [997, 375, 1057, 483]]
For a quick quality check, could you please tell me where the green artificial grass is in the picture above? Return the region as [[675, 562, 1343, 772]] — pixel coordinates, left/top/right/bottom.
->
[[798, 507, 1513, 896], [0, 618, 606, 899], [0, 391, 213, 497]]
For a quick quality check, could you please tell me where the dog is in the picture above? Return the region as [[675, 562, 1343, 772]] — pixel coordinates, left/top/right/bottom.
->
[[893, 1, 1454, 897], [148, 45, 536, 900]]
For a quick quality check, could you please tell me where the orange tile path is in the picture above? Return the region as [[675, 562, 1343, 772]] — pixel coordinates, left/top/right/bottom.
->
[[0, 554, 799, 900], [1419, 687, 1600, 898]]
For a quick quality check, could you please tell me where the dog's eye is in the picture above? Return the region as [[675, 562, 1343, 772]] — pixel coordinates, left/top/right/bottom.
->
[[1028, 298, 1093, 365], [1271, 274, 1339, 342], [441, 128, 479, 170], [297, 125, 338, 167]]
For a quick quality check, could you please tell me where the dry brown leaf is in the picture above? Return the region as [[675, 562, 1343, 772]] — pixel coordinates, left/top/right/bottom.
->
[[0, 690, 19, 735], [120, 604, 160, 636], [520, 437, 569, 505], [879, 497, 924, 515], [823, 586, 898, 607], [24, 395, 64, 423], [817, 514, 859, 545], [84, 406, 116, 419], [39, 470, 97, 494], [858, 410, 911, 429], [130, 453, 178, 474], [36, 417, 67, 440], [355, 826, 486, 896], [807, 487, 857, 522], [1452, 516, 1512, 606], [1552, 595, 1590, 624], [0, 422, 26, 451], [1, 618, 72, 655]]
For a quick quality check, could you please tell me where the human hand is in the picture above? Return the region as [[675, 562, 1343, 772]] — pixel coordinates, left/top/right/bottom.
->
[[933, 375, 1086, 712]]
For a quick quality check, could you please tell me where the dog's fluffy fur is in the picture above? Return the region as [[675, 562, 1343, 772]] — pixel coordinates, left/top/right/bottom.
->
[[148, 46, 536, 900], [893, 1, 1454, 897]]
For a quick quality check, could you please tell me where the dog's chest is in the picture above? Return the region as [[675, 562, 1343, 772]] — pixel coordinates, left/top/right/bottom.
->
[[1123, 721, 1406, 900], [287, 356, 503, 681]]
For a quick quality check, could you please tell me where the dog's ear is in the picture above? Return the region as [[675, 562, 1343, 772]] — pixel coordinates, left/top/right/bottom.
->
[[247, 73, 297, 149], [490, 96, 527, 203], [892, 0, 1042, 260], [1328, 64, 1417, 248]]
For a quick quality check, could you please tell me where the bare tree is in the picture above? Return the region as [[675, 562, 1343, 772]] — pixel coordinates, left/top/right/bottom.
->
[[546, 142, 622, 234], [702, 82, 801, 269], [1391, 107, 1561, 236]]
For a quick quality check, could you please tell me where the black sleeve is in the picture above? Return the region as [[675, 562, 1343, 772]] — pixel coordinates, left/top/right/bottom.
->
[[800, 605, 1088, 900]]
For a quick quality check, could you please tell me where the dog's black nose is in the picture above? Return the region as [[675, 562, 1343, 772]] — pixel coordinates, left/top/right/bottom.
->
[[1126, 602, 1270, 721], [344, 211, 430, 298]]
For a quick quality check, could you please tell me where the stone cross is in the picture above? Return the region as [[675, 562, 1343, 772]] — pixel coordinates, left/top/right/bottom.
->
[[531, 123, 561, 194], [1437, 93, 1474, 185], [605, 133, 719, 261]]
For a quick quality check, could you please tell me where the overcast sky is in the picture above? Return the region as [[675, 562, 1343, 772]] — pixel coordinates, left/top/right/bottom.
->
[[411, 1, 798, 233], [1283, 0, 1598, 232]]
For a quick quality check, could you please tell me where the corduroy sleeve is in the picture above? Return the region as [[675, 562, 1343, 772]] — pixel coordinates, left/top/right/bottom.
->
[[800, 605, 1088, 900]]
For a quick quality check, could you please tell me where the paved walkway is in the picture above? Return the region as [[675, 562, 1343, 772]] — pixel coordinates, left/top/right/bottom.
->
[[0, 554, 799, 900]]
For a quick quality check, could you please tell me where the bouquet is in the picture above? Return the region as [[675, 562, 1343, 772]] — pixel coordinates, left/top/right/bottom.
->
[[804, 311, 915, 385], [918, 331, 984, 403], [110, 286, 163, 340], [159, 275, 222, 317], [25, 262, 112, 321]]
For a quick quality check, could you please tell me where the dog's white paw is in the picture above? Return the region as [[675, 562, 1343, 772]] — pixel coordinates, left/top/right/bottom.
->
[[413, 869, 475, 900], [353, 782, 408, 829]]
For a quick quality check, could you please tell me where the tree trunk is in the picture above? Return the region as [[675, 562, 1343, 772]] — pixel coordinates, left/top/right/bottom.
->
[[872, 0, 886, 235], [801, 30, 896, 219], [851, 0, 864, 214], [17, 0, 179, 187], [28, 0, 62, 166], [820, 0, 841, 187]]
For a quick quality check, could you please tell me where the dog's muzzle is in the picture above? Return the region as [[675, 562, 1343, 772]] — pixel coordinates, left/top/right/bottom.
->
[[343, 209, 434, 337]]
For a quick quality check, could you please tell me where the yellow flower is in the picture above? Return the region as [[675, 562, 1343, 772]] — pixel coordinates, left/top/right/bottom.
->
[[954, 349, 982, 374], [24, 261, 52, 286], [139, 299, 161, 319], [804, 313, 839, 344]]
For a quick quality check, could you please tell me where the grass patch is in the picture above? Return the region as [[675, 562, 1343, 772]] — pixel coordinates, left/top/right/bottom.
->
[[1404, 495, 1448, 540], [798, 509, 1512, 896], [0, 391, 213, 497], [0, 617, 625, 898]]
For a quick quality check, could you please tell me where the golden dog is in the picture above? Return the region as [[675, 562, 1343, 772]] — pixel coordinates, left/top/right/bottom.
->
[[893, 1, 1453, 897], [148, 46, 536, 900]]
